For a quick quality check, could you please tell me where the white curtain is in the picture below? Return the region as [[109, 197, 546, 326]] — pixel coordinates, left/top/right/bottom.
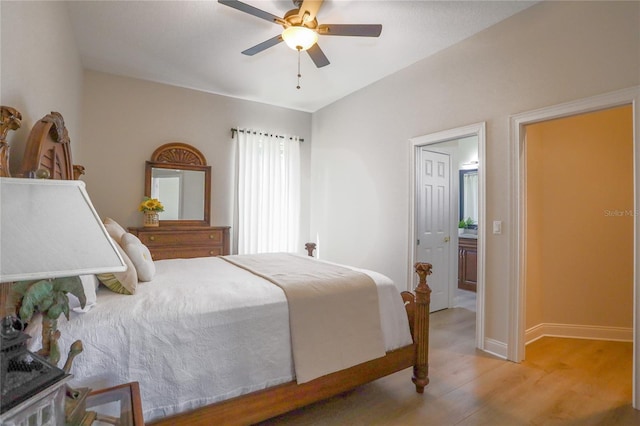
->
[[236, 129, 300, 254]]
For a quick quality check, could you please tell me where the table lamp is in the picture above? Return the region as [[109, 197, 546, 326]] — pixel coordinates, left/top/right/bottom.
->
[[0, 177, 126, 423]]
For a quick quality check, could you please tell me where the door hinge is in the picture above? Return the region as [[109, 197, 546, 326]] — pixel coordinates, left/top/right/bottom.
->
[[417, 239, 420, 246]]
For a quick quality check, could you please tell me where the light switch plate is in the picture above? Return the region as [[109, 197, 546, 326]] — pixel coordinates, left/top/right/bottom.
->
[[493, 220, 502, 234]]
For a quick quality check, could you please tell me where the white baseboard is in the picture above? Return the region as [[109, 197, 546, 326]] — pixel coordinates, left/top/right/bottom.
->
[[483, 338, 508, 359], [525, 323, 633, 345]]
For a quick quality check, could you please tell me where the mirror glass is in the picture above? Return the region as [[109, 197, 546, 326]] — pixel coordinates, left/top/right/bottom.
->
[[145, 159, 210, 226], [150, 167, 205, 221], [459, 169, 478, 226]]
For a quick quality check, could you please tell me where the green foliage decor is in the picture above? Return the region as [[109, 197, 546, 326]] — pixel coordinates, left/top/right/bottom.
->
[[8, 276, 86, 364], [10, 276, 86, 322], [4, 276, 88, 369], [458, 217, 475, 229]]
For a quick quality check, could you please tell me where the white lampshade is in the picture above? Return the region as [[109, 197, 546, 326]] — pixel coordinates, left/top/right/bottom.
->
[[0, 178, 126, 282], [282, 26, 318, 51]]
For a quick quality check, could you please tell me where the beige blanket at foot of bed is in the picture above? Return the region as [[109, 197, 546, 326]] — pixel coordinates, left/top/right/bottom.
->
[[222, 253, 386, 383]]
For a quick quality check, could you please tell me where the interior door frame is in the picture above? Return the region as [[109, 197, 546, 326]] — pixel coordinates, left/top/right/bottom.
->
[[508, 86, 640, 408], [409, 122, 486, 349]]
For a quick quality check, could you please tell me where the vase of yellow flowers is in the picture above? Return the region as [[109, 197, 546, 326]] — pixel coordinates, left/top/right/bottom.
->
[[139, 197, 164, 227]]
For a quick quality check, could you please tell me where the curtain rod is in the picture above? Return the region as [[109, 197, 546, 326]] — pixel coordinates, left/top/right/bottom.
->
[[231, 128, 304, 142]]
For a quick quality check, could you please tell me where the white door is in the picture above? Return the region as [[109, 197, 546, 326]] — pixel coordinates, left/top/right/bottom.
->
[[416, 148, 451, 312]]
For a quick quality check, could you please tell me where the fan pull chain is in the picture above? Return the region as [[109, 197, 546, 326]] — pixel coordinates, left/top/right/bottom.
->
[[296, 47, 302, 90]]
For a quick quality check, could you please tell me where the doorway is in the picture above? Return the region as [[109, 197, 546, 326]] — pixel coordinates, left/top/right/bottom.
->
[[509, 86, 640, 409], [409, 122, 486, 349], [524, 106, 633, 345]]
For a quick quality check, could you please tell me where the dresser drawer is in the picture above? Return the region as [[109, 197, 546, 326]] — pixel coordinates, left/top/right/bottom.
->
[[149, 246, 224, 260], [128, 226, 230, 260], [137, 229, 225, 247]]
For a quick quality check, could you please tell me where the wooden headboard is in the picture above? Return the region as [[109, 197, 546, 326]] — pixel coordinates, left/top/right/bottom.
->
[[0, 110, 81, 316], [19, 111, 83, 180]]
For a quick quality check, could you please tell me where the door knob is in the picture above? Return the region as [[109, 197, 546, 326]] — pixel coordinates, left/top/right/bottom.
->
[[444, 236, 450, 243]]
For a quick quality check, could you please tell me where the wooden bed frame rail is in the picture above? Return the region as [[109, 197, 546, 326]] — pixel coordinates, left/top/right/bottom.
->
[[151, 261, 432, 426]]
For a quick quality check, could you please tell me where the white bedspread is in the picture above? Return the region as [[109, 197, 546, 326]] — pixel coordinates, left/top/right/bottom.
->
[[27, 256, 412, 422]]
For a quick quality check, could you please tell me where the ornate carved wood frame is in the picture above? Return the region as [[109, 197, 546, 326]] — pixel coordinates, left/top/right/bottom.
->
[[145, 142, 211, 226]]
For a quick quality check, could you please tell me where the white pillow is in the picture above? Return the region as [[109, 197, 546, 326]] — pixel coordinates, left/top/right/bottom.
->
[[68, 274, 99, 313], [121, 233, 156, 282], [103, 217, 127, 245]]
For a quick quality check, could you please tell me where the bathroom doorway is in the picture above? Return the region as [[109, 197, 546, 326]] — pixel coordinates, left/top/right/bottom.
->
[[409, 122, 486, 350]]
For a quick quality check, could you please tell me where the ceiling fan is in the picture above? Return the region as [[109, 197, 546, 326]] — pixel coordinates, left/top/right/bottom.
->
[[218, 0, 383, 68]]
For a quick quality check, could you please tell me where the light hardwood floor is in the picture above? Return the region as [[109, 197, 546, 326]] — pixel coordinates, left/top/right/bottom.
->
[[260, 297, 639, 425]]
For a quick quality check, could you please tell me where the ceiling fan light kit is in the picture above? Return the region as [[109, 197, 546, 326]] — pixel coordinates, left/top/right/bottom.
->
[[218, 0, 383, 88], [282, 26, 318, 51]]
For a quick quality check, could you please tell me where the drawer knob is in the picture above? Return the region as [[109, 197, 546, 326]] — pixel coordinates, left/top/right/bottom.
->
[[150, 236, 156, 241], [209, 234, 214, 239], [209, 251, 215, 255]]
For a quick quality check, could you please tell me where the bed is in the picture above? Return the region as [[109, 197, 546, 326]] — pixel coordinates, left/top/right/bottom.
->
[[4, 108, 433, 425]]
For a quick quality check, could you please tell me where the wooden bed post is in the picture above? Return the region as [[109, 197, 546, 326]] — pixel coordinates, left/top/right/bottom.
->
[[0, 106, 22, 177], [305, 242, 316, 257], [412, 262, 432, 393]]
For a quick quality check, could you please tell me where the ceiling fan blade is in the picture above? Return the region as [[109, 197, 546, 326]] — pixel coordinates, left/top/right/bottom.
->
[[218, 0, 283, 25], [307, 44, 330, 68], [242, 35, 283, 56], [317, 24, 382, 37], [298, 0, 323, 23]]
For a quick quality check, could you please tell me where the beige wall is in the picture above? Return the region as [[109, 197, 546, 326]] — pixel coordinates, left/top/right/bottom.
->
[[525, 106, 634, 330], [80, 71, 312, 250], [0, 1, 83, 173], [2, 0, 639, 352], [1, 0, 312, 252], [309, 1, 640, 348]]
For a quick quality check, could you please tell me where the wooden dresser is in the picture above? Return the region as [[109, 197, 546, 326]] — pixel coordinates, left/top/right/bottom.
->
[[458, 237, 477, 292], [129, 226, 230, 260]]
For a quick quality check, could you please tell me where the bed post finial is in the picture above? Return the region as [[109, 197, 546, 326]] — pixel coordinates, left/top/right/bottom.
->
[[305, 242, 317, 257], [0, 106, 22, 177], [412, 262, 432, 393], [73, 165, 86, 180]]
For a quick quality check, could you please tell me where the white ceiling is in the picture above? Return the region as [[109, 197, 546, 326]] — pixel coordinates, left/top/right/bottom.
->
[[66, 0, 537, 113]]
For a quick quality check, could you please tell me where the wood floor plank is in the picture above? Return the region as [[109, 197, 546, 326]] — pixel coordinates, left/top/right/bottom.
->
[[260, 304, 639, 425]]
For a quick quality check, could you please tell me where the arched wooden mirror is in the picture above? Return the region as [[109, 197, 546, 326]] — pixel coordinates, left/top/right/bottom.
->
[[145, 142, 211, 226]]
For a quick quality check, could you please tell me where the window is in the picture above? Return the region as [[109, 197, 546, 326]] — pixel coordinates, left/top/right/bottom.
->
[[236, 130, 300, 254]]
